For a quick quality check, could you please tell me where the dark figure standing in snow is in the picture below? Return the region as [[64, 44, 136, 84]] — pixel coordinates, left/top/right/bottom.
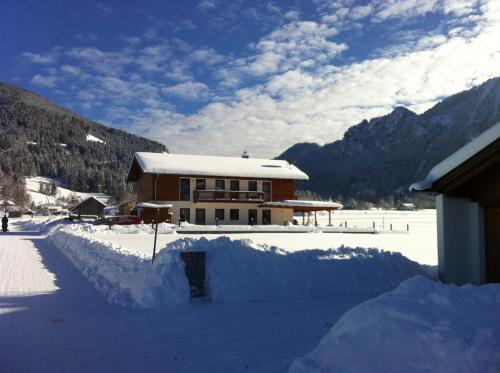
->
[[2, 214, 8, 232]]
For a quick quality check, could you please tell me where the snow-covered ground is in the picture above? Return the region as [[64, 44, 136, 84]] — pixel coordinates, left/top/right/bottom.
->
[[290, 275, 500, 373], [25, 176, 109, 207], [1, 220, 410, 372], [2, 211, 498, 372], [91, 209, 437, 265]]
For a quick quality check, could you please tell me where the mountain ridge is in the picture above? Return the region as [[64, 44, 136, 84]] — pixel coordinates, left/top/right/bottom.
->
[[278, 77, 500, 205]]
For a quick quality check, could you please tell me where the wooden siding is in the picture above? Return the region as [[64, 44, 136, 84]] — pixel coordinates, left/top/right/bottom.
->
[[140, 208, 171, 224], [137, 173, 153, 202], [156, 174, 181, 201], [485, 207, 500, 283], [72, 198, 105, 217], [134, 172, 297, 203], [271, 179, 295, 201]]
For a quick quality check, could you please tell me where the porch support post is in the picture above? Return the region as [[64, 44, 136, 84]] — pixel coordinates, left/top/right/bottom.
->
[[302, 211, 305, 225], [328, 210, 331, 226], [314, 211, 317, 227]]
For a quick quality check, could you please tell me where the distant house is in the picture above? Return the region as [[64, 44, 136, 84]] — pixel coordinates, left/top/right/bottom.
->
[[6, 205, 22, 218], [70, 196, 107, 218], [118, 199, 136, 215], [410, 122, 500, 284], [397, 202, 416, 211], [126, 152, 332, 225]]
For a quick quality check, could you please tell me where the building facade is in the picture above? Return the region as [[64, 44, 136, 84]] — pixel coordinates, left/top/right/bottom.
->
[[126, 152, 309, 225], [411, 123, 500, 284]]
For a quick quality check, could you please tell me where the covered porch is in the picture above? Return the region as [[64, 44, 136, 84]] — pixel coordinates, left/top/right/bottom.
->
[[262, 200, 343, 226]]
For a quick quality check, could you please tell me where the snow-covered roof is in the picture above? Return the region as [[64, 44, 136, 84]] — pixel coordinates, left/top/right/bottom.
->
[[264, 200, 343, 209], [136, 201, 173, 209], [130, 152, 309, 180], [410, 122, 500, 191], [86, 134, 106, 144]]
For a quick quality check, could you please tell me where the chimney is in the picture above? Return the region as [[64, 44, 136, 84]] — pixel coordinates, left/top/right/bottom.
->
[[241, 151, 249, 159]]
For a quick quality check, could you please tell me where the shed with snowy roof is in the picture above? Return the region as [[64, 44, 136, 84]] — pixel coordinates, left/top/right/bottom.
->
[[410, 122, 500, 284], [70, 196, 107, 218]]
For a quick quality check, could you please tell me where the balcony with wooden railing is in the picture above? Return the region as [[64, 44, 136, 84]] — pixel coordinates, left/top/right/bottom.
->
[[193, 190, 265, 203]]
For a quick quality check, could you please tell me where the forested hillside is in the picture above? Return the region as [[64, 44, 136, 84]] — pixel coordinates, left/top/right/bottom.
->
[[0, 82, 167, 197]]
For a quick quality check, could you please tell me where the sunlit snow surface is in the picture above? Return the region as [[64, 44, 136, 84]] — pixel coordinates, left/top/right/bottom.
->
[[92, 209, 437, 266]]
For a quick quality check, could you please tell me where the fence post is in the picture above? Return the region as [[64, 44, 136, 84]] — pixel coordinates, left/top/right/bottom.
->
[[373, 221, 375, 229], [390, 223, 393, 231], [407, 224, 409, 231], [344, 221, 347, 228]]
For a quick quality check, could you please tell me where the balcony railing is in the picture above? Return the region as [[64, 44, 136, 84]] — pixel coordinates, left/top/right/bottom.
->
[[194, 189, 265, 203]]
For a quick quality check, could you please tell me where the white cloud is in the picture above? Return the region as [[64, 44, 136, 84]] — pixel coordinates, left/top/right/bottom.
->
[[198, 0, 217, 11], [350, 4, 374, 20], [131, 0, 500, 158], [21, 51, 58, 64], [244, 21, 346, 76], [162, 81, 209, 100], [61, 65, 81, 75], [30, 74, 58, 88]]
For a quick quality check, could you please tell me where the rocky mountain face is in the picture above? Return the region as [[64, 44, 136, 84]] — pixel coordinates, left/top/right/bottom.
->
[[0, 82, 167, 197], [278, 77, 500, 204]]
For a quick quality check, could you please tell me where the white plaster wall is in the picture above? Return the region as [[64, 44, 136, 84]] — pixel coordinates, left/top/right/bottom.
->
[[165, 201, 293, 225], [436, 195, 485, 285]]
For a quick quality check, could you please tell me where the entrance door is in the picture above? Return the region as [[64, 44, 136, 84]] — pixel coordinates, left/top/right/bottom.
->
[[248, 209, 257, 225], [195, 208, 206, 225], [262, 209, 271, 225], [485, 207, 500, 283]]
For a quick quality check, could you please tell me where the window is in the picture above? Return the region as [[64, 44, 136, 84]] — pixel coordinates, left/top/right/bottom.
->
[[180, 208, 190, 223], [195, 209, 206, 225], [230, 180, 240, 191], [215, 209, 225, 222], [230, 209, 239, 221], [248, 209, 257, 225], [263, 182, 271, 202], [262, 209, 271, 225], [180, 178, 190, 201], [215, 179, 225, 190], [196, 179, 206, 190], [248, 180, 257, 191]]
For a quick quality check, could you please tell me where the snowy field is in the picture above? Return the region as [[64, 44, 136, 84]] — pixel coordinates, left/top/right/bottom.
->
[[25, 176, 109, 206], [92, 209, 437, 265]]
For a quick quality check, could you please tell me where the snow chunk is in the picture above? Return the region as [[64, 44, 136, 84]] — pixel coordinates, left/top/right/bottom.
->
[[410, 122, 500, 191], [131, 152, 309, 180], [86, 134, 106, 144], [290, 276, 500, 373]]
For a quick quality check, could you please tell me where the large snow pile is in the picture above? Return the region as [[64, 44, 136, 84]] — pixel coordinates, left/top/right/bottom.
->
[[47, 226, 189, 308], [290, 275, 500, 373], [48, 223, 430, 308], [171, 237, 429, 302]]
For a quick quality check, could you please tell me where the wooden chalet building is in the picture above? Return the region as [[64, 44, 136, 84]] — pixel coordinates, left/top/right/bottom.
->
[[126, 152, 313, 225], [411, 122, 500, 284], [70, 196, 107, 218]]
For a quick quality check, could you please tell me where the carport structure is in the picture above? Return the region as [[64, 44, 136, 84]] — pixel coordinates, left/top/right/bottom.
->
[[262, 200, 343, 226]]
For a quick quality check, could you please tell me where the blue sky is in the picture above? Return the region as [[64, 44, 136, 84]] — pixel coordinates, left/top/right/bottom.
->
[[2, 0, 500, 157]]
